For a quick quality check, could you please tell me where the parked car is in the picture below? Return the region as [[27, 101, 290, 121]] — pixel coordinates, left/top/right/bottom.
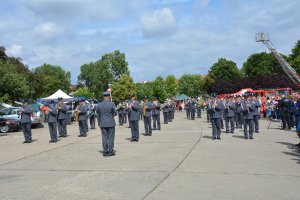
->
[[0, 106, 43, 128], [0, 115, 21, 133]]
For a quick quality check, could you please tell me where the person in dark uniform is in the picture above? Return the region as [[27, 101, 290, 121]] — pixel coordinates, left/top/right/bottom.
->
[[139, 100, 144, 121], [117, 100, 124, 126], [278, 94, 292, 130], [162, 101, 169, 124], [96, 92, 117, 157], [196, 98, 203, 118], [152, 97, 161, 131], [57, 97, 68, 137], [190, 98, 196, 120], [185, 99, 191, 119], [89, 100, 96, 129], [47, 100, 58, 143], [128, 94, 140, 142], [77, 99, 88, 137], [225, 96, 236, 133], [209, 98, 224, 140], [241, 95, 255, 139], [19, 99, 33, 143], [143, 97, 153, 136], [235, 96, 243, 129]]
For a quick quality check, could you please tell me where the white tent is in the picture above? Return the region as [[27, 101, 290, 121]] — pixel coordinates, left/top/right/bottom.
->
[[41, 89, 73, 101]]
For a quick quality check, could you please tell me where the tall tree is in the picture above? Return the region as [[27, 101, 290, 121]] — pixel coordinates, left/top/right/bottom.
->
[[178, 74, 204, 98], [34, 64, 71, 97], [136, 82, 154, 101], [289, 40, 300, 73], [208, 58, 241, 81], [74, 87, 93, 99], [111, 74, 136, 103], [242, 52, 282, 77], [165, 74, 178, 97], [152, 76, 166, 101]]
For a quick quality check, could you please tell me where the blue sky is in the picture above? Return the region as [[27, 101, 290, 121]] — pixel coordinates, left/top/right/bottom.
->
[[1, 0, 299, 84]]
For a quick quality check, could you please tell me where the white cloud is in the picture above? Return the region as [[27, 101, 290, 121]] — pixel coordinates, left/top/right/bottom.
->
[[6, 44, 23, 56], [140, 7, 177, 37]]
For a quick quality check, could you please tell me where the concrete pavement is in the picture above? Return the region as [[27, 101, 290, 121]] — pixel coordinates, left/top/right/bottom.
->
[[0, 112, 299, 200]]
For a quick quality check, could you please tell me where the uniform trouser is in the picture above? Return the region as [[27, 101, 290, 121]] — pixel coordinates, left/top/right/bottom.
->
[[90, 115, 96, 129], [152, 114, 161, 130], [225, 116, 235, 132], [48, 122, 57, 141], [186, 110, 190, 119], [235, 113, 243, 128], [168, 111, 172, 122], [79, 120, 87, 136], [207, 112, 211, 123], [163, 112, 169, 124], [101, 127, 115, 154], [144, 116, 152, 134], [290, 114, 295, 128], [197, 108, 201, 118], [118, 113, 123, 125], [58, 119, 67, 136], [191, 110, 195, 120], [21, 122, 32, 141], [124, 113, 127, 124], [253, 115, 259, 132], [244, 119, 254, 138], [281, 110, 291, 129], [295, 116, 300, 129], [140, 113, 143, 121], [220, 117, 224, 129], [212, 118, 221, 138], [130, 120, 139, 139], [172, 110, 175, 119]]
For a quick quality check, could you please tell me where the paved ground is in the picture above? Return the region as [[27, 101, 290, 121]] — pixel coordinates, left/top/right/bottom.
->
[[0, 112, 299, 200]]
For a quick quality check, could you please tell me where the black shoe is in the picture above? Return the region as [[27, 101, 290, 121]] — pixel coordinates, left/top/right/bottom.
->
[[212, 137, 216, 140], [22, 141, 28, 144], [53, 140, 57, 143], [83, 135, 87, 137], [217, 137, 221, 140], [244, 137, 248, 139], [107, 152, 116, 157], [103, 153, 108, 157], [49, 140, 54, 143], [63, 134, 67, 138], [78, 135, 83, 137], [295, 143, 300, 147], [255, 131, 259, 133], [149, 134, 152, 136], [153, 128, 156, 130], [58, 135, 63, 137], [135, 139, 139, 142], [27, 140, 32, 143], [231, 131, 234, 134], [249, 137, 253, 139], [226, 131, 229, 134]]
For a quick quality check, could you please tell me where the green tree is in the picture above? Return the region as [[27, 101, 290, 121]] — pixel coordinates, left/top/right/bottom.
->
[[111, 74, 136, 103], [101, 50, 130, 81], [242, 52, 281, 77], [74, 87, 93, 98], [165, 74, 178, 97], [34, 64, 71, 97], [152, 76, 166, 101], [208, 58, 240, 81], [289, 40, 300, 73], [178, 74, 204, 98], [203, 74, 215, 93], [136, 82, 154, 101], [78, 50, 130, 98]]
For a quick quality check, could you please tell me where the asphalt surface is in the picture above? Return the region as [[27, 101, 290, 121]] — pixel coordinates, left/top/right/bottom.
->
[[0, 112, 299, 200]]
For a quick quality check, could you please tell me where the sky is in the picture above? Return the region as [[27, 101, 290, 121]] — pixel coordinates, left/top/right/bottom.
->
[[1, 0, 300, 84]]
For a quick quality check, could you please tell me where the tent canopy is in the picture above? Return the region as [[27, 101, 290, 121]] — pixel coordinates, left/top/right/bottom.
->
[[41, 89, 73, 101], [231, 88, 254, 96], [176, 94, 190, 101]]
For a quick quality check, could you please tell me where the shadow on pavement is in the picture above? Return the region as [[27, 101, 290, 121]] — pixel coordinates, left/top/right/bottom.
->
[[276, 142, 300, 164], [232, 135, 245, 139], [202, 135, 213, 139]]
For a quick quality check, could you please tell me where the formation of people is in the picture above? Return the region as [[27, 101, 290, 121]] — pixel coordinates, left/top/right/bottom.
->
[[18, 93, 177, 157]]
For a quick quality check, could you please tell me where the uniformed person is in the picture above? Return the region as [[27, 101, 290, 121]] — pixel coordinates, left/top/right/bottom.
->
[[235, 96, 243, 129], [241, 95, 255, 139], [47, 100, 58, 143], [143, 97, 153, 136], [190, 98, 196, 120], [278, 93, 292, 130], [19, 99, 33, 143], [196, 98, 203, 118], [57, 97, 68, 137], [117, 100, 124, 126], [128, 94, 140, 142], [96, 92, 117, 157], [77, 99, 88, 137], [152, 97, 161, 131], [162, 100, 169, 124], [224, 96, 236, 133], [89, 100, 96, 129], [209, 97, 224, 140], [185, 99, 191, 119], [251, 94, 261, 133]]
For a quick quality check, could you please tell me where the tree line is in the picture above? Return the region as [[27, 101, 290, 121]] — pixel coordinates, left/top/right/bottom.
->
[[0, 39, 299, 103]]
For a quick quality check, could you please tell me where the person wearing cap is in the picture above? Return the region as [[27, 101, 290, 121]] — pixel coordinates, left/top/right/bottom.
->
[[143, 96, 153, 136], [278, 93, 292, 130], [96, 91, 117, 156], [47, 100, 58, 143], [235, 96, 243, 129], [209, 96, 224, 140], [162, 99, 169, 124], [128, 94, 140, 142], [77, 98, 88, 137], [57, 97, 68, 137], [224, 96, 236, 133], [19, 99, 34, 143], [152, 97, 161, 131], [251, 94, 262, 133], [185, 99, 191, 119], [241, 95, 255, 139], [89, 100, 96, 129]]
